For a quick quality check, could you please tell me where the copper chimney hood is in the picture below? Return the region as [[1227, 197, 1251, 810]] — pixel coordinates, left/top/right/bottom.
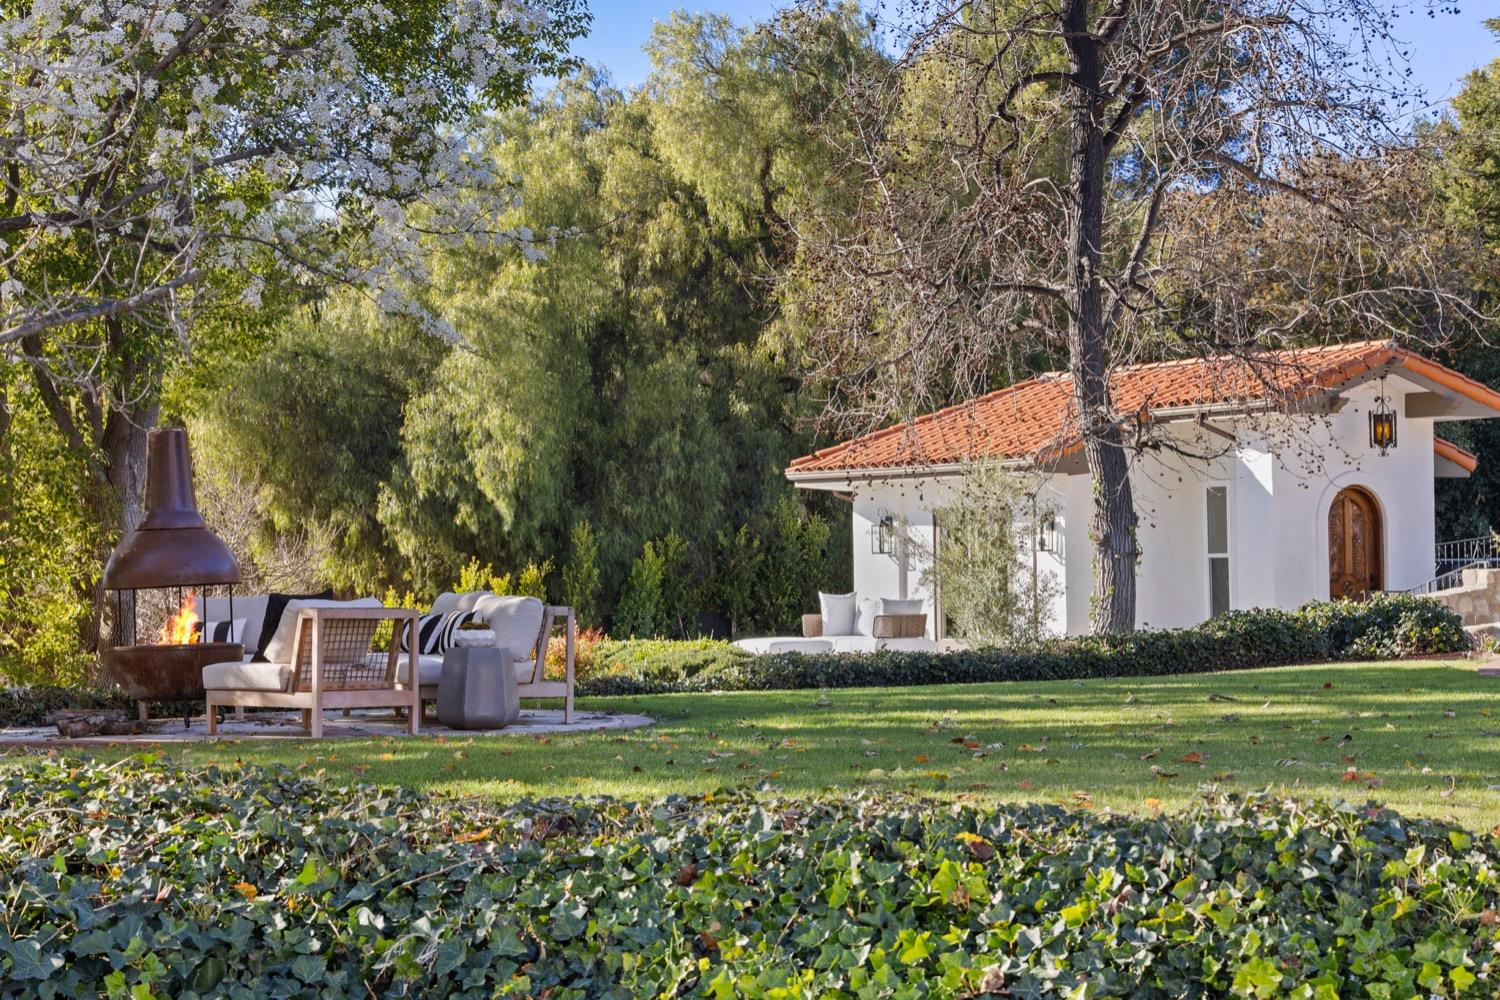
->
[[102, 428, 241, 590], [101, 427, 243, 720]]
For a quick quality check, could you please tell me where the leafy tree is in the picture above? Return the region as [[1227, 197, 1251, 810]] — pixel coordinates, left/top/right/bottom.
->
[[561, 520, 603, 628], [0, 379, 102, 685], [1433, 20, 1500, 540], [197, 14, 870, 626], [614, 532, 697, 639], [708, 496, 836, 635], [199, 299, 446, 593]]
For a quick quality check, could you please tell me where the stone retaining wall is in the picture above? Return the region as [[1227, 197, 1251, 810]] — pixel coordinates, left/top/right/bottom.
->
[[1431, 568, 1500, 626]]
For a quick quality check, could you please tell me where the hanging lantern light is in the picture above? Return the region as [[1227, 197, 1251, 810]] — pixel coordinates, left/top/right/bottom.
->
[[1369, 376, 1397, 456], [874, 514, 895, 554]]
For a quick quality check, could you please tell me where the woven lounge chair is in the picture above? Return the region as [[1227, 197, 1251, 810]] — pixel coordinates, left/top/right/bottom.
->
[[204, 606, 420, 738]]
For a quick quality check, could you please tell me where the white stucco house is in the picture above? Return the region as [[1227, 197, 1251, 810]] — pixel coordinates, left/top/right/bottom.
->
[[787, 340, 1500, 639]]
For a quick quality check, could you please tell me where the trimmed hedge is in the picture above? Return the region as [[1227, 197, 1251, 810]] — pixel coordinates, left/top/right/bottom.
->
[[0, 596, 1467, 725], [582, 594, 1471, 696], [1, 756, 1497, 997]]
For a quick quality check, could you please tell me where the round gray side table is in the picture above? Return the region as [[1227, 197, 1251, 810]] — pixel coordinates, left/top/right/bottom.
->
[[436, 645, 520, 729]]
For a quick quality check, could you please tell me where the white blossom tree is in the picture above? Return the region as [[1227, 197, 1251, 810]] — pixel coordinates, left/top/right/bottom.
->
[[0, 0, 585, 647]]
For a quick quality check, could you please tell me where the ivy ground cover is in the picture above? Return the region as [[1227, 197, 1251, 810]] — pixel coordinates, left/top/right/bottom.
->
[[3, 755, 1498, 998], [60, 659, 1500, 830]]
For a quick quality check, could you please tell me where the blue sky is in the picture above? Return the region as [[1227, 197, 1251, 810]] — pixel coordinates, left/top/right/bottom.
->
[[571, 3, 1498, 116]]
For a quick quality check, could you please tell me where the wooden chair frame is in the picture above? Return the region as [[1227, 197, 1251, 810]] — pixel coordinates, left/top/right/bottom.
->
[[418, 604, 576, 723], [206, 607, 421, 738]]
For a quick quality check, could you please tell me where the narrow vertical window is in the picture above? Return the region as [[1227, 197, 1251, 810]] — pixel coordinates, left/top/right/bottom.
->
[[1206, 485, 1230, 617]]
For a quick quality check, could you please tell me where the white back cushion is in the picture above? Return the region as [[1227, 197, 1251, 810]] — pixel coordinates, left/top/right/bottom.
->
[[854, 597, 881, 636], [429, 591, 483, 615], [472, 594, 545, 659], [261, 597, 384, 664], [429, 592, 463, 615], [196, 594, 269, 654], [878, 598, 924, 616], [819, 592, 857, 636]]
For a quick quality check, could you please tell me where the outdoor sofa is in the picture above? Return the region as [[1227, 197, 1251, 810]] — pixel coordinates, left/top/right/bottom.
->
[[732, 592, 939, 655], [196, 589, 577, 732]]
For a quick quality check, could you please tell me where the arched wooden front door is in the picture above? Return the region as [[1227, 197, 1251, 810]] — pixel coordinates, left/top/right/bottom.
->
[[1328, 487, 1382, 600]]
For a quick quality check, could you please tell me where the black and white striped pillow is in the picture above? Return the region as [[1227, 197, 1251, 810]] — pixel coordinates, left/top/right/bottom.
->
[[399, 610, 480, 654], [194, 618, 246, 644]]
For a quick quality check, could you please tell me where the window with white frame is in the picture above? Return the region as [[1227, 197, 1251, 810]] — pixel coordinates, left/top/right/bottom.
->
[[1206, 485, 1230, 617]]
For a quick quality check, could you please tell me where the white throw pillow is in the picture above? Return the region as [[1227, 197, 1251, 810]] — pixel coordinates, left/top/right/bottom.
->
[[818, 592, 857, 636], [195, 618, 247, 644], [854, 597, 881, 636], [261, 597, 384, 664], [878, 598, 924, 617]]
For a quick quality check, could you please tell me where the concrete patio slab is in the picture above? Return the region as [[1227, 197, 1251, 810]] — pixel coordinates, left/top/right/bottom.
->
[[0, 708, 653, 746]]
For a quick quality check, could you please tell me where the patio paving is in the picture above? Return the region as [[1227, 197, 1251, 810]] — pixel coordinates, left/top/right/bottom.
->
[[0, 708, 653, 746]]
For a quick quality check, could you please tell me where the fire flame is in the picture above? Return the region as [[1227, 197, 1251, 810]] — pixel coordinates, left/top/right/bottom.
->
[[161, 591, 200, 645]]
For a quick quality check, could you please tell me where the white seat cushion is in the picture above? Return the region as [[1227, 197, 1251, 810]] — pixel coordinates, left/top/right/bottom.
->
[[203, 659, 290, 691], [829, 635, 939, 653], [399, 653, 537, 687], [875, 637, 939, 653], [733, 637, 834, 655]]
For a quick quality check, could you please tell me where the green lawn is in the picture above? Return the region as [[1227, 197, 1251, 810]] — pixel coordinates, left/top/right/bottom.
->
[[46, 660, 1500, 829]]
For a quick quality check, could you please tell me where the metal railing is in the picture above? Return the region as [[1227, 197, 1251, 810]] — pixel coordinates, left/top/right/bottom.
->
[[1405, 533, 1500, 595]]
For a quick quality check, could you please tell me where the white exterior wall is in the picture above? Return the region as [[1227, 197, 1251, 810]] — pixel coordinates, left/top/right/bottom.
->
[[1263, 379, 1437, 603], [850, 482, 940, 638], [838, 374, 1444, 638]]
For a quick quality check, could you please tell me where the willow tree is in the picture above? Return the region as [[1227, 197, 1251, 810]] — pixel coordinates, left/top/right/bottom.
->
[[786, 0, 1480, 633]]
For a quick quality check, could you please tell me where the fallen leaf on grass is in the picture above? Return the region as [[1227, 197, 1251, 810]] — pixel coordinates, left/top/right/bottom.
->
[[1180, 752, 1203, 764], [1140, 749, 1159, 761]]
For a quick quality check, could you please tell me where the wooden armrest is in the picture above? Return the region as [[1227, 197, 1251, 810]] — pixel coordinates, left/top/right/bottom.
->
[[801, 613, 824, 638], [871, 613, 926, 639]]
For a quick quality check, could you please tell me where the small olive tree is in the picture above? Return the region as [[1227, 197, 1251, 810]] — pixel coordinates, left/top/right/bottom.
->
[[918, 464, 1060, 646]]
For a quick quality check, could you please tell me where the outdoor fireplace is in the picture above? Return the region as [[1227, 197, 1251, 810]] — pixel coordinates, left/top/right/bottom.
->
[[102, 427, 242, 720]]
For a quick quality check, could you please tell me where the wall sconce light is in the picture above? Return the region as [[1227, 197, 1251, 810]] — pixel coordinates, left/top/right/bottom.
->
[[1038, 517, 1058, 552], [874, 514, 895, 554], [1369, 376, 1397, 456]]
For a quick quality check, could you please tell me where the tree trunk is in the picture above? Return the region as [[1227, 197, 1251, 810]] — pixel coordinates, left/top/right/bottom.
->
[[77, 399, 157, 654], [1062, 0, 1139, 634]]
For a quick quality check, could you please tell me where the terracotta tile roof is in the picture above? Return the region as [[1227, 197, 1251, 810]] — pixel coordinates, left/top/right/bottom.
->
[[788, 339, 1500, 477], [1434, 436, 1478, 474]]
